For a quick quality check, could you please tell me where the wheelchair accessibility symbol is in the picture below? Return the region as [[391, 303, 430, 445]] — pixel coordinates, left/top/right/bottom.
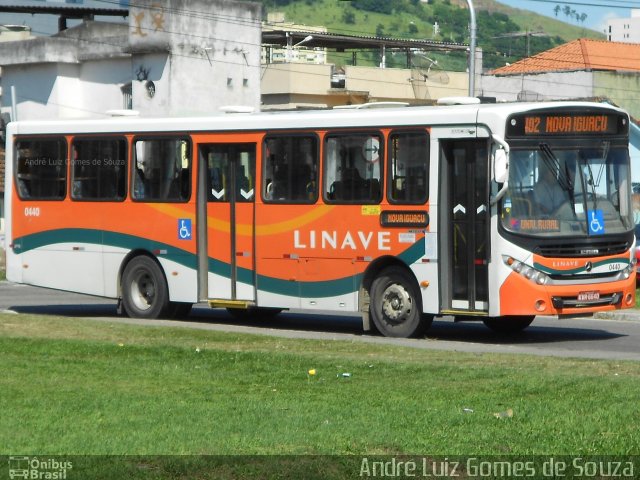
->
[[178, 219, 192, 240], [588, 209, 605, 235]]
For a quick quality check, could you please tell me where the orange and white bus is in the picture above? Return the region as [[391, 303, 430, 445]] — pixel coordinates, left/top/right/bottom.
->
[[3, 100, 636, 337]]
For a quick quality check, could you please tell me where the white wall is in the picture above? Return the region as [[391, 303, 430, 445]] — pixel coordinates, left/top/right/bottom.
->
[[131, 52, 171, 116], [607, 15, 640, 43], [129, 0, 261, 114], [480, 71, 593, 102], [1, 59, 131, 121]]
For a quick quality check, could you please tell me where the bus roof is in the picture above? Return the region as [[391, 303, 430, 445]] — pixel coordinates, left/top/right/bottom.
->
[[7, 101, 626, 137]]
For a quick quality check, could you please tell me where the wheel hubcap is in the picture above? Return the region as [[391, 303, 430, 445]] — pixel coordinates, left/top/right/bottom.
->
[[130, 271, 156, 311], [381, 283, 412, 324]]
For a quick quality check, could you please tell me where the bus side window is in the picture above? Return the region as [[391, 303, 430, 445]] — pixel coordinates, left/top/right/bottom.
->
[[388, 131, 429, 204], [263, 134, 318, 203], [15, 138, 67, 200], [324, 133, 383, 204], [71, 137, 127, 201], [132, 138, 191, 202]]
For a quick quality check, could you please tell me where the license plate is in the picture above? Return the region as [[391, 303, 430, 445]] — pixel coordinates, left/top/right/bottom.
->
[[578, 291, 600, 302]]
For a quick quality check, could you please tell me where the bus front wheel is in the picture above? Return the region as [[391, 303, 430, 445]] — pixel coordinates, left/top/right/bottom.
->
[[121, 256, 170, 319], [370, 266, 428, 338], [483, 316, 535, 333]]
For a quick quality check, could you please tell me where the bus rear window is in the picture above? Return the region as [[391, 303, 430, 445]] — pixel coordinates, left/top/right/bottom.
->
[[15, 138, 67, 200]]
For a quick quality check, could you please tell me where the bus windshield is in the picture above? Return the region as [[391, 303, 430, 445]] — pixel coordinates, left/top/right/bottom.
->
[[500, 141, 633, 237]]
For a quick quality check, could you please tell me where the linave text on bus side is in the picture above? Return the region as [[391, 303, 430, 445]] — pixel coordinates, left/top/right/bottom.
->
[[293, 230, 392, 251]]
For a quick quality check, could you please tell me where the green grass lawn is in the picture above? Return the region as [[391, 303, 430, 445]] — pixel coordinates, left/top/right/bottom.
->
[[1, 313, 639, 477]]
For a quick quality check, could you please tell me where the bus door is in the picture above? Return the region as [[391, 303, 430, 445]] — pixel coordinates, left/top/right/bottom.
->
[[439, 139, 490, 313], [197, 142, 256, 303]]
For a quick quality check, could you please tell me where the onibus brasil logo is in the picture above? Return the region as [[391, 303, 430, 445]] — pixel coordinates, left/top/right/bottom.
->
[[8, 457, 72, 479]]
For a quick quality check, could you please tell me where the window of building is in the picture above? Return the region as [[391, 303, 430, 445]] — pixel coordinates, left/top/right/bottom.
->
[[15, 138, 67, 200], [121, 83, 132, 110], [132, 137, 191, 202], [71, 137, 127, 201], [263, 135, 318, 203], [388, 131, 429, 204], [324, 132, 382, 203]]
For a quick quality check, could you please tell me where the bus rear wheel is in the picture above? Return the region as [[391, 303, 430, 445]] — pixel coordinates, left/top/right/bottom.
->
[[483, 316, 535, 333], [370, 266, 428, 338], [121, 256, 169, 319]]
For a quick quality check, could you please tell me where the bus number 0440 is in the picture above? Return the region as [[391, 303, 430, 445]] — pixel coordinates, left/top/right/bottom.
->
[[24, 207, 40, 217]]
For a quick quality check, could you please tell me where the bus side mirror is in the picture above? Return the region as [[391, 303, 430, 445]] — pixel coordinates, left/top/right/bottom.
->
[[494, 148, 508, 184], [490, 135, 510, 205]]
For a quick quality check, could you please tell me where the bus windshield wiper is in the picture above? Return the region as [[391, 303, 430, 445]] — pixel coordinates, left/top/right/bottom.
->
[[583, 160, 599, 210], [539, 143, 572, 191]]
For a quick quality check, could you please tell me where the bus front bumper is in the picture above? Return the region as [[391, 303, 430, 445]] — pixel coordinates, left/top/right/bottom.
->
[[499, 271, 636, 317]]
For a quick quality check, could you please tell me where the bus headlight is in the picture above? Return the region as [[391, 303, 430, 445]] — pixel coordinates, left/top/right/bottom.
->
[[535, 272, 547, 285], [503, 256, 549, 286]]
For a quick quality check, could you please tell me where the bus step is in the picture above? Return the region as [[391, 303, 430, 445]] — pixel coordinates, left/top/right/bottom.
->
[[441, 309, 489, 318], [208, 299, 255, 309]]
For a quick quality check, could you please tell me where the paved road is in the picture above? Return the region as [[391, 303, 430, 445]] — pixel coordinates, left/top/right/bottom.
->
[[1, 280, 639, 361]]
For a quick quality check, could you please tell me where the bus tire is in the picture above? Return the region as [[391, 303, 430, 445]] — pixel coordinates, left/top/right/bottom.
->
[[483, 316, 534, 333], [370, 266, 426, 338], [121, 255, 170, 319]]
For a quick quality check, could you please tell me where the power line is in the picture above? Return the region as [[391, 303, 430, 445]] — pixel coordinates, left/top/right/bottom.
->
[[25, 25, 640, 102]]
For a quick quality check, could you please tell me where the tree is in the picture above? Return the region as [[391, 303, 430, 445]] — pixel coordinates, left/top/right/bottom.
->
[[580, 13, 587, 24], [376, 23, 385, 37], [563, 5, 571, 19], [352, 0, 393, 14], [554, 5, 561, 17], [343, 10, 356, 24]]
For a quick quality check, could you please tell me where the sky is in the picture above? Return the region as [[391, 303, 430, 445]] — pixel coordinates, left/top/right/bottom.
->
[[497, 0, 635, 34]]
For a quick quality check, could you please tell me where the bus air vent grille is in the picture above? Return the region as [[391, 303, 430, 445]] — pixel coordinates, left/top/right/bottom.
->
[[535, 241, 630, 258]]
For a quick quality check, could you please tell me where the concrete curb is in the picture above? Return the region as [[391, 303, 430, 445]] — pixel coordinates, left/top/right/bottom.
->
[[593, 311, 640, 322]]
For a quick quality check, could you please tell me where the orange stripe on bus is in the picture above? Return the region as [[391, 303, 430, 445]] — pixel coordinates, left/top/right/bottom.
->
[[147, 203, 336, 236]]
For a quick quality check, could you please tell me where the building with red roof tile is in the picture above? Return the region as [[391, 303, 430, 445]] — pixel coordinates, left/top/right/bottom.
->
[[480, 39, 640, 119]]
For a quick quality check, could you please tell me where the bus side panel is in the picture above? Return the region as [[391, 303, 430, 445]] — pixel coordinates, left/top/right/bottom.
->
[[11, 198, 106, 295], [24, 244, 104, 296], [101, 202, 198, 303], [254, 203, 428, 311]]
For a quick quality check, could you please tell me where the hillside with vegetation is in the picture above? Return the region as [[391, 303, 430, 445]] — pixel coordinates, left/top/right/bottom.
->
[[260, 0, 604, 71]]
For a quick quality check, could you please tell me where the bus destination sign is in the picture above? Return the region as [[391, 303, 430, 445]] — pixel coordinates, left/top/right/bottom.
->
[[380, 210, 429, 228], [508, 112, 624, 137]]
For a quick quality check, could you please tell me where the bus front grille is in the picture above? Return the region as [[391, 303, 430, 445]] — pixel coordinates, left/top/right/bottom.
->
[[536, 241, 630, 258]]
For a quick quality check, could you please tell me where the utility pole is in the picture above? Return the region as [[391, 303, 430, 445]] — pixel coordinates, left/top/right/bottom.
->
[[466, 0, 476, 96]]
